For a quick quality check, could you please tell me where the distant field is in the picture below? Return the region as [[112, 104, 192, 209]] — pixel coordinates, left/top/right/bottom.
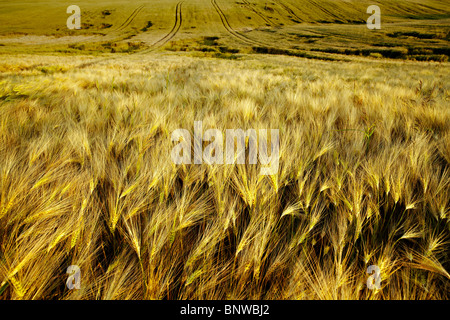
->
[[0, 0, 449, 61]]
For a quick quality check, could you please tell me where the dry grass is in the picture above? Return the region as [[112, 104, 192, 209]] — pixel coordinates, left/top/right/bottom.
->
[[0, 51, 449, 300]]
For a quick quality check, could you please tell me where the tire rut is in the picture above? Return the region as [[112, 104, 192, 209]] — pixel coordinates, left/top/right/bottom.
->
[[150, 1, 183, 48], [211, 0, 266, 47], [138, 1, 184, 54], [275, 1, 302, 22], [241, 0, 276, 27], [308, 0, 343, 22], [116, 5, 145, 31]]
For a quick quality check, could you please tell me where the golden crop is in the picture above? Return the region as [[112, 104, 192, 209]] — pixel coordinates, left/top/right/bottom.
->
[[0, 51, 448, 299]]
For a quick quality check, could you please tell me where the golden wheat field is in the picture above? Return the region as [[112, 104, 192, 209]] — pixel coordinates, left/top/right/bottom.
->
[[0, 52, 449, 300], [0, 0, 449, 301]]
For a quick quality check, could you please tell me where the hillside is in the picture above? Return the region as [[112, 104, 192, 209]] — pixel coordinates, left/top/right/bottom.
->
[[0, 0, 448, 61]]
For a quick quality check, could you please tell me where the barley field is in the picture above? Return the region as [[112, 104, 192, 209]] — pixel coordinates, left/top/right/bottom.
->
[[0, 0, 449, 300]]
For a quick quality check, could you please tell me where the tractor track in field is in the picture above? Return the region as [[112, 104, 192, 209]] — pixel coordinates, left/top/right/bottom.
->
[[308, 0, 343, 22], [75, 1, 183, 67], [149, 2, 183, 49], [275, 1, 302, 22], [211, 0, 266, 47], [116, 5, 145, 31], [240, 0, 276, 27], [70, 1, 274, 70], [137, 1, 184, 54]]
